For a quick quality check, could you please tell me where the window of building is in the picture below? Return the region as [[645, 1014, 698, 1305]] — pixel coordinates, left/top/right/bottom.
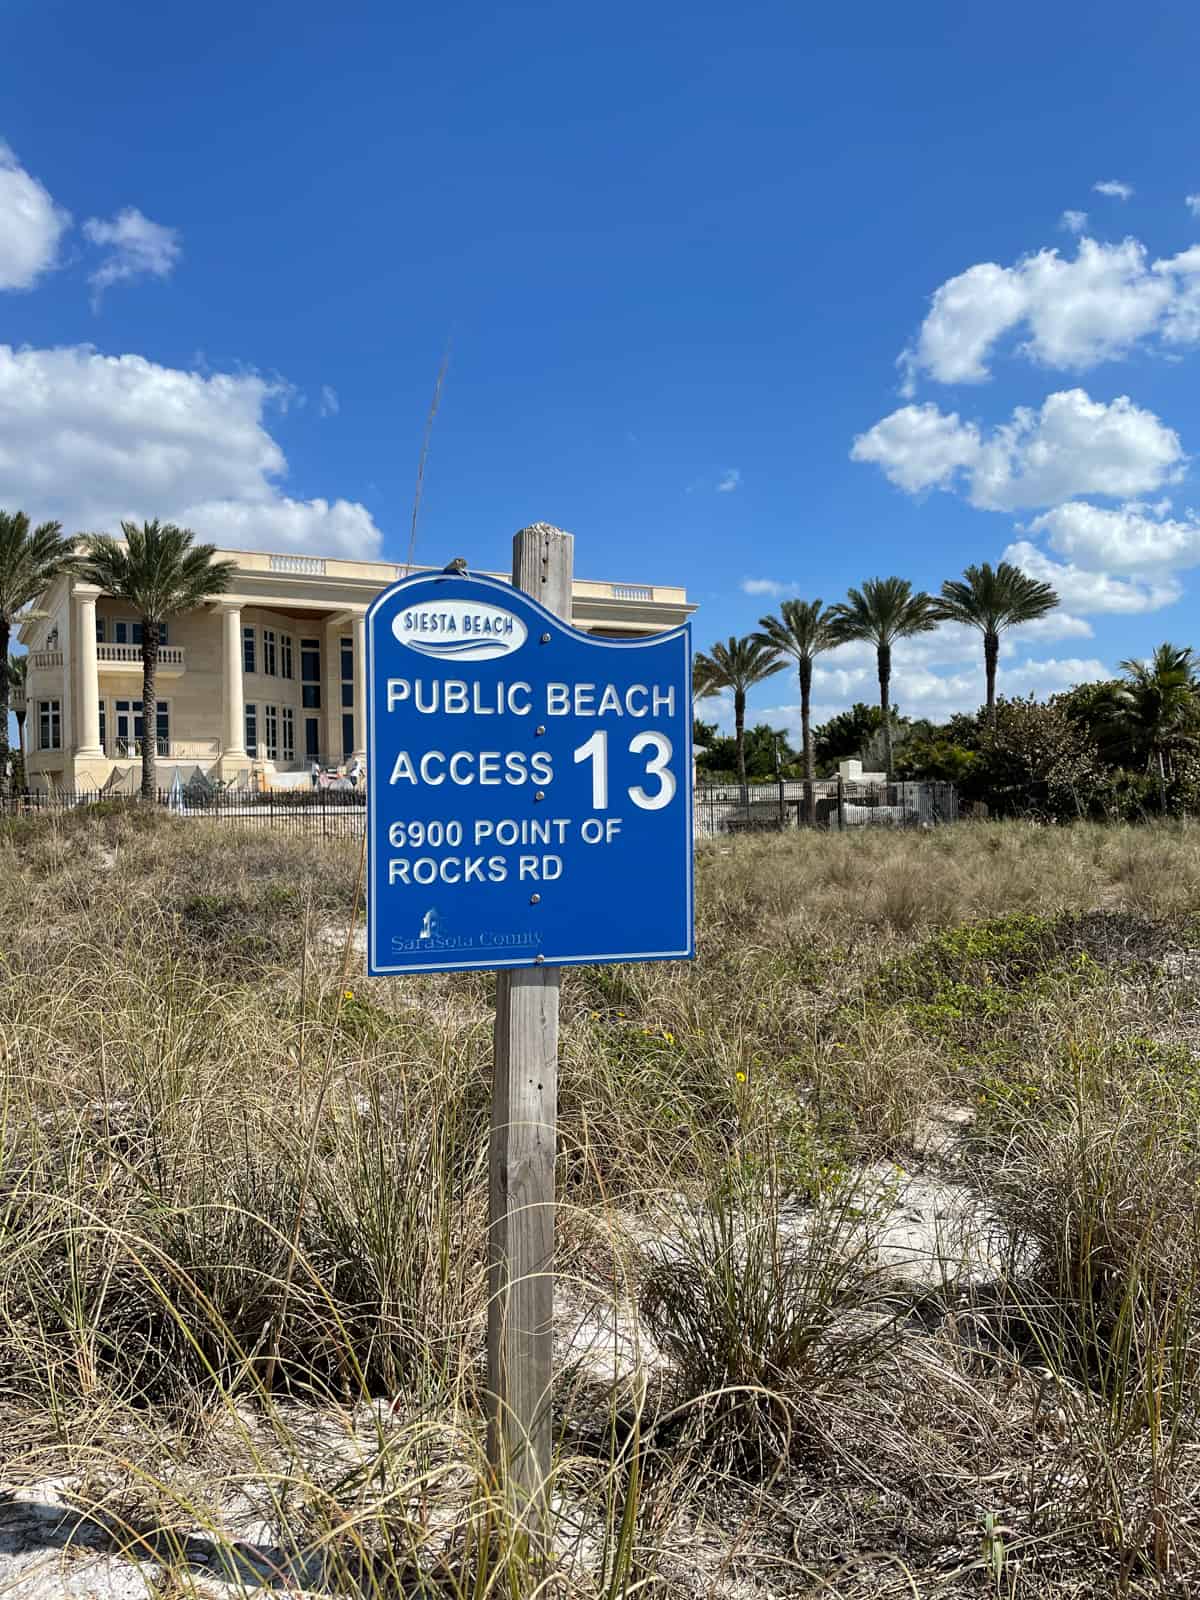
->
[[113, 699, 169, 755], [281, 635, 294, 680], [112, 620, 168, 646], [340, 637, 354, 708], [264, 629, 277, 676], [300, 638, 321, 708], [38, 700, 62, 751], [282, 707, 295, 763], [98, 701, 107, 750], [264, 705, 279, 761], [243, 626, 256, 674], [245, 703, 258, 757], [342, 712, 355, 761], [95, 617, 106, 643], [46, 626, 59, 649], [305, 716, 320, 760]]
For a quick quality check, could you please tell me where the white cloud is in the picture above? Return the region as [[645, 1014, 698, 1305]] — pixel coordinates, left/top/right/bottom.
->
[[1186, 195, 1200, 218], [1093, 179, 1134, 200], [1011, 610, 1094, 641], [716, 468, 741, 493], [741, 577, 789, 596], [853, 389, 1183, 511], [1003, 539, 1180, 613], [82, 207, 181, 303], [0, 141, 71, 291], [1060, 210, 1088, 235], [902, 237, 1175, 386], [319, 384, 340, 418], [759, 654, 1112, 733], [0, 343, 383, 559], [851, 401, 983, 494], [1026, 499, 1200, 573]]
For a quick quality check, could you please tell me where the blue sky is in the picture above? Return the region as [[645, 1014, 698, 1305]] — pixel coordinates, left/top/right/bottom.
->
[[4, 0, 1200, 741]]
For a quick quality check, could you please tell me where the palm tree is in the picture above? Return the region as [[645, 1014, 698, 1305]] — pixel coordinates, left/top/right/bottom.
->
[[1110, 644, 1200, 813], [81, 521, 237, 799], [935, 561, 1059, 730], [753, 600, 839, 795], [8, 655, 27, 776], [692, 635, 786, 796], [829, 577, 939, 779], [0, 510, 80, 798]]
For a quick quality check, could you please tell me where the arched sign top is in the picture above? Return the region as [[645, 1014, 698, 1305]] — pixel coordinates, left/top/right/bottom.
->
[[366, 570, 694, 975]]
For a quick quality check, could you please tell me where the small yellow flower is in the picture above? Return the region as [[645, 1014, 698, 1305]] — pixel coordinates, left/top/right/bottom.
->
[[664, 1031, 675, 1046], [590, 1011, 600, 1021], [735, 1070, 747, 1083], [617, 1010, 626, 1018], [344, 989, 354, 1001]]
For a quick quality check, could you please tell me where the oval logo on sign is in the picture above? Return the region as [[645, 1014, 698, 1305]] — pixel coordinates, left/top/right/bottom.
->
[[392, 599, 528, 661]]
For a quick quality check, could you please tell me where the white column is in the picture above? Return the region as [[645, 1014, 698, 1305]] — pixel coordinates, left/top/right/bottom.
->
[[352, 612, 367, 761], [323, 615, 343, 761], [222, 605, 246, 756], [76, 588, 103, 756]]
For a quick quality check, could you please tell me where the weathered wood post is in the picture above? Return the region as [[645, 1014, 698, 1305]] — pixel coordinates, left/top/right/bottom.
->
[[487, 522, 573, 1538], [836, 772, 846, 831]]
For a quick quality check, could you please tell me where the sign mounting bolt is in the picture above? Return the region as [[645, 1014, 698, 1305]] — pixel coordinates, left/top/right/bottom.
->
[[535, 726, 545, 736], [540, 632, 551, 644], [534, 790, 545, 802], [534, 953, 545, 965], [530, 893, 541, 904]]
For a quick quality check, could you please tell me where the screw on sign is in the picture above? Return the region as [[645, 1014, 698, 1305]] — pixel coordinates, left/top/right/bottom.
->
[[365, 523, 693, 1541]]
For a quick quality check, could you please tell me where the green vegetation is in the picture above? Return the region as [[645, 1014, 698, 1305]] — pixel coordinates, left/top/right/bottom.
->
[[3, 815, 1200, 1592], [80, 520, 238, 798]]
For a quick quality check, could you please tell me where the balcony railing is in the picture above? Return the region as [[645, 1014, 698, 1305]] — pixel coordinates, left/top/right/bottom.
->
[[97, 644, 186, 669], [30, 649, 63, 671], [270, 554, 326, 576], [11, 689, 26, 713], [106, 738, 220, 760], [610, 583, 654, 601]]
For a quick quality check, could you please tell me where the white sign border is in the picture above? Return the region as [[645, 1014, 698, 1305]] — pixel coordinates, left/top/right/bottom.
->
[[365, 570, 695, 977]]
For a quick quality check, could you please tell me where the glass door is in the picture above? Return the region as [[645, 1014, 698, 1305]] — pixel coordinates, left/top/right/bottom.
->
[[114, 700, 144, 757]]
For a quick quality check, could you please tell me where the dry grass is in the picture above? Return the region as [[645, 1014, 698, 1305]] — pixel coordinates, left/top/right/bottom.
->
[[1, 811, 1200, 1595]]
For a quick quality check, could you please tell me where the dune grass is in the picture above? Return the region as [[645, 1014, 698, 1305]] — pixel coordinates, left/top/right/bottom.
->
[[1, 811, 1200, 1594]]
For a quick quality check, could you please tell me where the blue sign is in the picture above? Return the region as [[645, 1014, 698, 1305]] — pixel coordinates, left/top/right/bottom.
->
[[365, 570, 693, 975]]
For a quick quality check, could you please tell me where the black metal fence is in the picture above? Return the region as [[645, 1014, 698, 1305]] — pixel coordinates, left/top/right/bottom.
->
[[694, 778, 959, 838], [1, 787, 367, 839], [4, 780, 957, 843]]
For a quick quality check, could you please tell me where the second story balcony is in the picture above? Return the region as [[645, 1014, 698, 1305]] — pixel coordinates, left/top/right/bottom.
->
[[97, 644, 187, 676], [28, 643, 187, 676]]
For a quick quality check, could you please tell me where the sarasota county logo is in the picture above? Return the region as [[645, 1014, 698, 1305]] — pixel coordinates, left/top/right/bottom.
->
[[392, 599, 528, 662]]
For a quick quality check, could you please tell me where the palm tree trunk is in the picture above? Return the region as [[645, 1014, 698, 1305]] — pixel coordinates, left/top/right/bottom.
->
[[141, 621, 159, 801], [16, 710, 26, 773], [0, 621, 10, 802], [1158, 748, 1168, 816], [878, 642, 893, 780], [799, 656, 815, 821], [984, 629, 1000, 731], [735, 688, 747, 804]]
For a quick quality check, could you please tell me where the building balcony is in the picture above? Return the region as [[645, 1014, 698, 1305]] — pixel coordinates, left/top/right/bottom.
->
[[104, 738, 221, 761], [11, 687, 26, 714], [97, 644, 186, 676], [29, 649, 64, 671]]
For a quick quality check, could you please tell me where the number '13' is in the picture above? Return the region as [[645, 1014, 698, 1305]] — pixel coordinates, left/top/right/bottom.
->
[[573, 731, 676, 811]]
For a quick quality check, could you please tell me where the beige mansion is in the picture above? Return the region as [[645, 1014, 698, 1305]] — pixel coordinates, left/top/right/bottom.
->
[[16, 545, 694, 793]]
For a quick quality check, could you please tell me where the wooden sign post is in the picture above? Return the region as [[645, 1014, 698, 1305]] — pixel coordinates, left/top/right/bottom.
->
[[364, 521, 692, 1549], [486, 522, 572, 1538]]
